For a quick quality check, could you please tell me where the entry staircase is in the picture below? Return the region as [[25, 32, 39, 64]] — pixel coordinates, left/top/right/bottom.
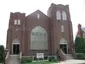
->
[[65, 54, 74, 60], [59, 49, 74, 60], [8, 55, 20, 64]]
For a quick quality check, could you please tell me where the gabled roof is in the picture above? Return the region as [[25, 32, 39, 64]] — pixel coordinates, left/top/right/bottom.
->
[[26, 10, 50, 19]]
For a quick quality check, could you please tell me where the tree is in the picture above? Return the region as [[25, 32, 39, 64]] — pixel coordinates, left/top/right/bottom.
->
[[0, 45, 4, 62], [75, 37, 85, 54]]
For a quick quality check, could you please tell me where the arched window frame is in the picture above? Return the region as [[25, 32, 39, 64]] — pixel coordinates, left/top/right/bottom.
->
[[30, 26, 48, 50], [60, 38, 67, 44], [12, 39, 20, 44], [56, 11, 61, 20], [14, 20, 17, 25], [62, 11, 67, 20], [18, 20, 21, 25], [12, 39, 20, 54], [37, 14, 40, 19]]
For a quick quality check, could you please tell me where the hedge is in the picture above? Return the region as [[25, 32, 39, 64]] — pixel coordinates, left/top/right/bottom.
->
[[76, 53, 85, 59], [48, 56, 57, 62], [21, 57, 33, 63], [75, 37, 85, 54]]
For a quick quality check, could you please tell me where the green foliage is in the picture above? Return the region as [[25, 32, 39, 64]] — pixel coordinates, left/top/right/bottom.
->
[[44, 56, 48, 60], [75, 37, 85, 54], [23, 61, 57, 64], [48, 56, 57, 62], [76, 53, 85, 59], [0, 45, 4, 62], [33, 57, 38, 60], [21, 57, 33, 63]]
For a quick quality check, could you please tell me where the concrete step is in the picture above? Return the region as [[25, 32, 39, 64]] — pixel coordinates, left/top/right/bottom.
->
[[65, 54, 74, 60], [8, 55, 20, 64]]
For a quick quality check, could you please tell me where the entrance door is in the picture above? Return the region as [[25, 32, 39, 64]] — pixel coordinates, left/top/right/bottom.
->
[[13, 44, 19, 54], [60, 44, 67, 54]]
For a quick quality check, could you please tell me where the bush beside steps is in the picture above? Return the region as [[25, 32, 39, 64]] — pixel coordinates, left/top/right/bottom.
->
[[48, 56, 58, 62], [21, 57, 33, 63]]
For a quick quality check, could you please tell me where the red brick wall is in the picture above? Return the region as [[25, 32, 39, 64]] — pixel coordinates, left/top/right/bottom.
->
[[6, 4, 74, 56]]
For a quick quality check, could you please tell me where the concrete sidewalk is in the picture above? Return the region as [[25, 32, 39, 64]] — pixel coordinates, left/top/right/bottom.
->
[[56, 59, 85, 64]]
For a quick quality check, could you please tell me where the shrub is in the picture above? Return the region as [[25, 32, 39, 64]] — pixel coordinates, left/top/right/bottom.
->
[[44, 56, 48, 60], [34, 57, 38, 60], [21, 57, 33, 63], [48, 56, 57, 62], [76, 53, 85, 59], [75, 37, 85, 54], [0, 56, 3, 62]]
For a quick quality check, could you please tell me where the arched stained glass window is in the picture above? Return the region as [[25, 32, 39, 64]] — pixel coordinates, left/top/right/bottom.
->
[[30, 26, 48, 50]]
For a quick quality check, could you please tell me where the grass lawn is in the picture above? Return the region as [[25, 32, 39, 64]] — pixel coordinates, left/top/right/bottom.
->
[[24, 61, 58, 64]]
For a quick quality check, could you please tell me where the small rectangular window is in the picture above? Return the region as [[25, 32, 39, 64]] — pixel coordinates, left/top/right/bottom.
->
[[61, 25, 64, 32], [37, 14, 40, 19], [14, 20, 17, 25]]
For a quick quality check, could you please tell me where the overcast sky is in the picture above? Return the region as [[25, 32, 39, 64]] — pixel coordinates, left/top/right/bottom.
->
[[0, 0, 85, 47]]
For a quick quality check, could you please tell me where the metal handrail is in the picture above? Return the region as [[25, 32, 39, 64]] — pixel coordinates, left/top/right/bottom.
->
[[58, 49, 66, 61], [5, 51, 10, 64], [20, 52, 22, 62], [5, 52, 9, 59], [60, 49, 65, 55]]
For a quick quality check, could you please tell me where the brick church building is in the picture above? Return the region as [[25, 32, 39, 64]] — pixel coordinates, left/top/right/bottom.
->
[[77, 24, 85, 38], [6, 3, 74, 60]]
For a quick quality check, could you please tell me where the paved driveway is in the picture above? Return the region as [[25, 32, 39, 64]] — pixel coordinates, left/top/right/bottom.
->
[[56, 59, 85, 64]]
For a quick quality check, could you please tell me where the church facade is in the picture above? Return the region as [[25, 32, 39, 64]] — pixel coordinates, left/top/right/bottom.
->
[[6, 3, 74, 59]]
